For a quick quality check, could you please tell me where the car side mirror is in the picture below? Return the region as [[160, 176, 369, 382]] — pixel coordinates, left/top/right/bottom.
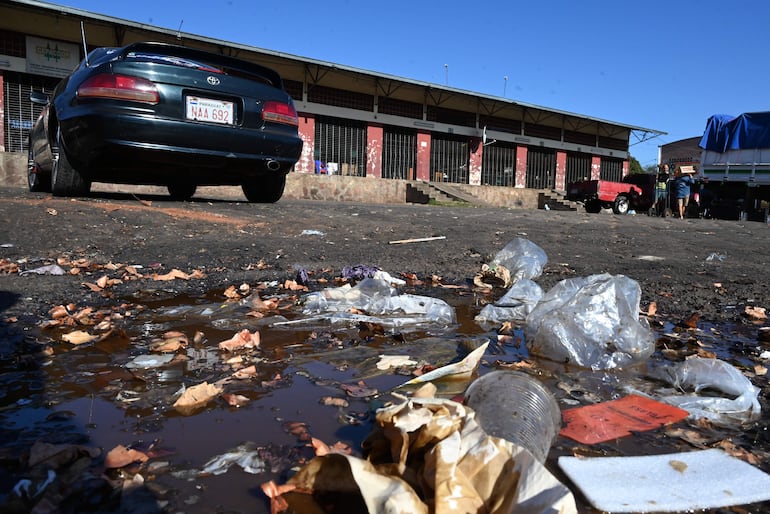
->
[[29, 91, 50, 105]]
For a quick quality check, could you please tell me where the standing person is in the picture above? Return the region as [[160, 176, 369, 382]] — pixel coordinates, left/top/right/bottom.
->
[[655, 164, 670, 216], [672, 167, 696, 219]]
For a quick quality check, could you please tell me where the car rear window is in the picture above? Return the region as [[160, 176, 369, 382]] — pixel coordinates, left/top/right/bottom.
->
[[125, 51, 274, 86]]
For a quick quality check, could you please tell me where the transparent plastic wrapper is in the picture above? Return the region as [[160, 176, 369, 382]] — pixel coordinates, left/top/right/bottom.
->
[[655, 357, 761, 426], [475, 279, 543, 324], [525, 273, 654, 370], [464, 371, 561, 464], [489, 237, 548, 282], [300, 277, 456, 327]]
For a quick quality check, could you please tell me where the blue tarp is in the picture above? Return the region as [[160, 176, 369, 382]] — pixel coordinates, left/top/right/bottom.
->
[[699, 112, 770, 152]]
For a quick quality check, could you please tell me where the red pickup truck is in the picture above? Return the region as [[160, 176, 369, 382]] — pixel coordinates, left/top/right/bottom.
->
[[566, 173, 656, 214]]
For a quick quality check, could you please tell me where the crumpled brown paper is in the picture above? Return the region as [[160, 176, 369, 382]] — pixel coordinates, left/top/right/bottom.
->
[[262, 397, 576, 514]]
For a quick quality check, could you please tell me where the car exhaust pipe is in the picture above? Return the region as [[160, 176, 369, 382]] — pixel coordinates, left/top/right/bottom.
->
[[265, 159, 280, 171]]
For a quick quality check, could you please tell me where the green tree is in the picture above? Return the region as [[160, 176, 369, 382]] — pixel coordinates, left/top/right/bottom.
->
[[628, 155, 644, 175]]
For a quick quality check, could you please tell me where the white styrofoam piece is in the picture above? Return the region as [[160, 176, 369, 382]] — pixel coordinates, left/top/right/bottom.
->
[[558, 449, 770, 513]]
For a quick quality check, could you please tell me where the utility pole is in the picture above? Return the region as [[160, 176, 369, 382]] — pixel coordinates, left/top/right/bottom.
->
[[503, 76, 508, 97], [444, 64, 448, 86]]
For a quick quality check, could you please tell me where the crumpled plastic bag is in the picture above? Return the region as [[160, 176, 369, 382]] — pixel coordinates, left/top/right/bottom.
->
[[262, 397, 576, 514], [476, 238, 548, 289], [655, 357, 761, 426], [525, 273, 654, 370], [300, 277, 456, 327], [475, 279, 544, 324]]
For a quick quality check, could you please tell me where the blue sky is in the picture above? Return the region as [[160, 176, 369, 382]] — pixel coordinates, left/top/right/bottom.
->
[[58, 0, 769, 168]]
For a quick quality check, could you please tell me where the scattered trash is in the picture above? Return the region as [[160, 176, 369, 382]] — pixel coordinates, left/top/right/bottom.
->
[[627, 209, 636, 215], [559, 449, 770, 513], [653, 356, 762, 426], [398, 341, 488, 388], [475, 237, 547, 289], [560, 394, 689, 444], [525, 273, 655, 369], [464, 370, 561, 463], [706, 252, 727, 262], [125, 354, 176, 369], [300, 229, 325, 236], [262, 396, 577, 514], [474, 278, 543, 323], [199, 442, 268, 475], [19, 264, 66, 276], [388, 235, 446, 244], [300, 277, 455, 328]]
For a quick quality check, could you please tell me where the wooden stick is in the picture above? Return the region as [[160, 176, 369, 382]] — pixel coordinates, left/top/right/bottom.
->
[[388, 236, 446, 245]]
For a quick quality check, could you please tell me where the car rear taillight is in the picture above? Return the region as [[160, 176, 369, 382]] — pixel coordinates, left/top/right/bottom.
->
[[262, 101, 298, 126], [77, 74, 160, 104]]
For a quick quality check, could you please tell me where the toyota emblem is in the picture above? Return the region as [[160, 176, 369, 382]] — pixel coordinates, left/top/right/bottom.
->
[[207, 76, 220, 85]]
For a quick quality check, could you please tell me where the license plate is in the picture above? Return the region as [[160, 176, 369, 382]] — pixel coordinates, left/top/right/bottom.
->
[[185, 96, 234, 125]]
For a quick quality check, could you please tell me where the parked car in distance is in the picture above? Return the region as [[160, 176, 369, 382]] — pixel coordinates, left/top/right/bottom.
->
[[27, 41, 303, 202]]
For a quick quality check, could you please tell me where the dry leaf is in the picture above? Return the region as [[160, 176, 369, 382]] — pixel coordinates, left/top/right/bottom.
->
[[218, 329, 260, 352], [61, 330, 98, 345], [647, 301, 657, 317], [173, 382, 223, 414], [232, 365, 257, 379], [104, 444, 149, 469], [152, 269, 191, 281], [222, 393, 250, 407], [320, 396, 349, 408], [744, 306, 767, 321]]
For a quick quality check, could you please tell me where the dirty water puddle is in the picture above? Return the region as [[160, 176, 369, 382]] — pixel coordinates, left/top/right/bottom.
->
[[1, 284, 769, 514]]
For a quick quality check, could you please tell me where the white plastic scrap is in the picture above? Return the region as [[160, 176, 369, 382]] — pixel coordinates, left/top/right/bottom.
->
[[489, 237, 548, 282], [525, 273, 654, 370], [475, 279, 544, 323], [657, 356, 761, 425], [300, 277, 455, 327]]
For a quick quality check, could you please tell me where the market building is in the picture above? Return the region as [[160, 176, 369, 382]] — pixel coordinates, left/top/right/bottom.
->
[[1, 0, 664, 200]]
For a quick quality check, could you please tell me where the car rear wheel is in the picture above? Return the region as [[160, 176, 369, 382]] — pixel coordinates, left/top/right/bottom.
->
[[27, 142, 51, 193], [242, 174, 286, 203], [168, 182, 197, 201], [51, 128, 90, 197], [613, 195, 629, 215]]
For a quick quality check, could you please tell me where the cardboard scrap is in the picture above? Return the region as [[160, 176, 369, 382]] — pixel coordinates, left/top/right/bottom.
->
[[560, 394, 689, 444], [262, 397, 577, 514]]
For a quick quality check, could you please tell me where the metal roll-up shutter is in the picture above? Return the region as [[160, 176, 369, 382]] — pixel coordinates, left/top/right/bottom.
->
[[525, 148, 556, 189], [481, 142, 516, 187], [600, 157, 624, 182], [566, 152, 592, 185], [430, 135, 468, 184], [3, 71, 57, 152], [382, 126, 416, 180], [314, 116, 367, 176]]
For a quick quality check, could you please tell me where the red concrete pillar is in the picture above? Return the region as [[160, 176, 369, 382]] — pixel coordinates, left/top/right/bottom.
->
[[468, 137, 482, 185], [591, 155, 601, 180], [295, 112, 315, 173], [515, 145, 528, 187], [416, 131, 431, 181], [0, 73, 5, 152], [366, 124, 383, 178], [555, 150, 567, 191]]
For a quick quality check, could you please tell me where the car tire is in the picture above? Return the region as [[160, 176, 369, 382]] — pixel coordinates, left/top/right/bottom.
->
[[242, 174, 286, 203], [51, 128, 90, 197], [168, 182, 197, 201], [27, 141, 51, 193], [613, 195, 629, 215]]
